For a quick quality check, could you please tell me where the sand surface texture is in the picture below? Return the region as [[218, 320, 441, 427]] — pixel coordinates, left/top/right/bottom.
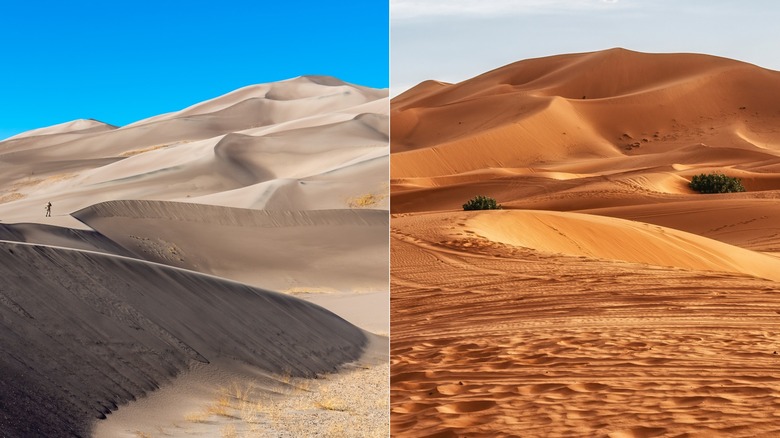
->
[[0, 76, 388, 437], [391, 49, 780, 437]]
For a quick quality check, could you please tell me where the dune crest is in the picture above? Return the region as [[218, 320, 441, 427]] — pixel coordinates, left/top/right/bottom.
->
[[3, 118, 116, 141]]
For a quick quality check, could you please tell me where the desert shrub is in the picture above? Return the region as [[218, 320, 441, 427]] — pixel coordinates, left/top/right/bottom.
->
[[689, 173, 746, 194], [463, 195, 501, 211]]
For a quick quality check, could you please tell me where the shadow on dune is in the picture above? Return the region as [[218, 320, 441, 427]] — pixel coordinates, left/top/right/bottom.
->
[[0, 241, 367, 438]]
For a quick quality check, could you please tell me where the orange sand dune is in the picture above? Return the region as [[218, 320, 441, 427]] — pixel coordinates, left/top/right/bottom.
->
[[581, 199, 780, 253], [466, 209, 780, 282], [392, 48, 780, 179], [391, 212, 780, 437], [391, 49, 780, 437]]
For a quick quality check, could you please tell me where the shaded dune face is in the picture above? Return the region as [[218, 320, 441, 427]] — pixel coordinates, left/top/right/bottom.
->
[[0, 241, 366, 438], [391, 49, 780, 437]]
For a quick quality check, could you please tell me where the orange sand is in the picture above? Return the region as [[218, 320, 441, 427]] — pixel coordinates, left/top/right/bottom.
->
[[391, 49, 780, 437]]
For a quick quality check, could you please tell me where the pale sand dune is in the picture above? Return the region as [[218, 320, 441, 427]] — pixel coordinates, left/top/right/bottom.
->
[[0, 76, 389, 436], [391, 49, 780, 437], [0, 95, 388, 225], [0, 240, 367, 438], [73, 200, 388, 292], [2, 118, 116, 142]]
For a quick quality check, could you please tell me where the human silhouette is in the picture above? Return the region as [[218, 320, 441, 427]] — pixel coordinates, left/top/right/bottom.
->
[[45, 202, 52, 217]]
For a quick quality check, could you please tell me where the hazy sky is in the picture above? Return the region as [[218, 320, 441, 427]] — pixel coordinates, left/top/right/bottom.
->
[[0, 1, 388, 140], [391, 0, 780, 95]]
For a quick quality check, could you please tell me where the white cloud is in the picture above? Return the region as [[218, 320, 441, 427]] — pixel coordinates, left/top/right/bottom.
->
[[391, 0, 623, 20]]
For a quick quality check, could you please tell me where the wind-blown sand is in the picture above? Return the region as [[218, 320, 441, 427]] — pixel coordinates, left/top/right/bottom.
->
[[0, 76, 388, 437], [391, 49, 780, 437]]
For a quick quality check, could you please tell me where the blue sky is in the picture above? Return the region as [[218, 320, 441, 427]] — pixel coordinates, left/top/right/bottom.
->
[[0, 1, 388, 139], [392, 0, 780, 95]]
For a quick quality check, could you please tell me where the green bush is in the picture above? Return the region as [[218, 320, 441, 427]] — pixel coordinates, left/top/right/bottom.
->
[[689, 173, 746, 194], [463, 195, 502, 210]]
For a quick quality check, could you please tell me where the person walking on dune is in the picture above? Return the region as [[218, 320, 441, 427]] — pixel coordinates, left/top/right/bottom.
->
[[45, 201, 52, 217]]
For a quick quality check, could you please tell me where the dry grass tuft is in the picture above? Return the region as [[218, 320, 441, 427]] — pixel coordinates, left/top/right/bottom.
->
[[0, 192, 24, 204], [221, 424, 238, 438], [0, 172, 77, 205], [348, 193, 386, 208], [206, 403, 234, 419], [316, 396, 350, 412], [181, 368, 385, 436], [238, 399, 263, 424], [315, 385, 350, 412], [183, 412, 210, 423], [119, 143, 173, 157]]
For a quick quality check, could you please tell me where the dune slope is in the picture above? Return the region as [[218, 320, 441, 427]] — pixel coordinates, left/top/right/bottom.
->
[[0, 240, 366, 438], [73, 200, 389, 292], [467, 209, 780, 282]]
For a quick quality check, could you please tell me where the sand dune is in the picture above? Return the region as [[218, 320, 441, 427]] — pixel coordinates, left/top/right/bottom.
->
[[0, 79, 388, 227], [391, 49, 780, 436], [2, 118, 116, 142], [581, 199, 780, 253], [0, 222, 133, 256], [391, 213, 780, 437], [467, 209, 780, 282], [392, 48, 780, 178], [0, 76, 389, 436], [73, 200, 388, 292], [0, 240, 367, 437]]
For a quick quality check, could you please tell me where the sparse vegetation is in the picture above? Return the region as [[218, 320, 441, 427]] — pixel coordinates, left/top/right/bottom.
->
[[221, 424, 238, 438], [463, 195, 502, 211], [183, 412, 210, 423], [348, 193, 385, 208], [119, 142, 186, 157], [689, 173, 746, 194], [178, 366, 386, 436], [316, 396, 350, 412]]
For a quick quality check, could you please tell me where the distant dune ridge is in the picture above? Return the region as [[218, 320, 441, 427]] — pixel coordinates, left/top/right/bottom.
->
[[0, 76, 388, 437], [391, 49, 780, 437], [73, 200, 389, 291]]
